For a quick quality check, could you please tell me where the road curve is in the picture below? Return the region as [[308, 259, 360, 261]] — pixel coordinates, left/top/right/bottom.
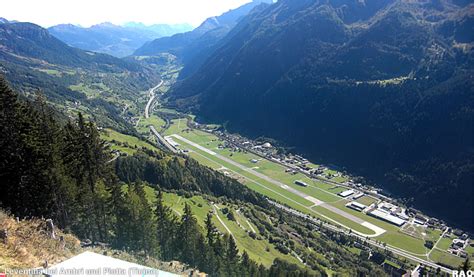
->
[[144, 80, 163, 119], [143, 81, 177, 153]]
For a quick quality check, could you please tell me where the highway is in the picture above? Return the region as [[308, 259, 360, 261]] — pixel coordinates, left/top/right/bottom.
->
[[144, 81, 177, 153], [144, 80, 163, 119]]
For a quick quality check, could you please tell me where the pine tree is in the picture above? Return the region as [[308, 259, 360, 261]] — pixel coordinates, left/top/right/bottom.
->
[[155, 190, 176, 260], [225, 234, 240, 276], [132, 182, 158, 256], [177, 203, 201, 266], [0, 76, 25, 214], [205, 211, 218, 247]]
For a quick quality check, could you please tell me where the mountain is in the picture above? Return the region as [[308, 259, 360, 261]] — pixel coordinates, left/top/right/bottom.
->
[[133, 0, 274, 78], [0, 21, 160, 132], [48, 22, 192, 57], [123, 22, 193, 37], [169, 0, 474, 231], [0, 22, 138, 69]]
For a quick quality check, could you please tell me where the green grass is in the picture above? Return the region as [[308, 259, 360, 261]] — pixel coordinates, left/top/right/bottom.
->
[[158, 192, 299, 267], [137, 115, 166, 134], [347, 247, 362, 255], [429, 249, 464, 268], [101, 128, 159, 155], [36, 68, 63, 77], [311, 206, 374, 234], [436, 236, 453, 251], [425, 228, 443, 242], [69, 83, 101, 98], [356, 195, 378, 206], [384, 259, 401, 269], [465, 245, 474, 256]]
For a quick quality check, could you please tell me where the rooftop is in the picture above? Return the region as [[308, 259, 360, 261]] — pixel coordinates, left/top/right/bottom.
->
[[369, 209, 406, 226]]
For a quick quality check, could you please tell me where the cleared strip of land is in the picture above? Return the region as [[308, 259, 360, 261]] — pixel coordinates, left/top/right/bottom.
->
[[170, 134, 385, 237]]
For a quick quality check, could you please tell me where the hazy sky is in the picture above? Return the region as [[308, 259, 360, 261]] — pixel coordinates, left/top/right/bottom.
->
[[2, 0, 252, 28]]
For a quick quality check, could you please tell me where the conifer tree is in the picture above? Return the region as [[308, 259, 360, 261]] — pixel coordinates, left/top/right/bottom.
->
[[177, 203, 200, 266]]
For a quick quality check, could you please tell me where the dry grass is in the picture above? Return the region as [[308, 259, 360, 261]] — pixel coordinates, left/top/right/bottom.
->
[[0, 210, 81, 270], [0, 211, 193, 275]]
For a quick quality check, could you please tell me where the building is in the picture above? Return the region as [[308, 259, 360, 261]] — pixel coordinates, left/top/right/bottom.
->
[[346, 201, 367, 212], [352, 192, 364, 200], [294, 180, 308, 187], [262, 142, 272, 148], [338, 189, 355, 198], [453, 239, 466, 247], [42, 251, 178, 277], [368, 209, 406, 226]]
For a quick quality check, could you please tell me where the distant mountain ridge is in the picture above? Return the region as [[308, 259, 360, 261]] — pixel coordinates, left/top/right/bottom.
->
[[48, 22, 192, 57], [169, 0, 474, 230], [0, 21, 160, 132], [133, 0, 274, 78], [0, 22, 138, 70]]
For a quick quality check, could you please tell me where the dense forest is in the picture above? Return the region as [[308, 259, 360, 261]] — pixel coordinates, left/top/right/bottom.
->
[[0, 76, 396, 276]]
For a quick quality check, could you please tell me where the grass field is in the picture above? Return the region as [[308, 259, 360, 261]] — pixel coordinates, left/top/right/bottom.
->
[[436, 236, 453, 251], [137, 115, 166, 134], [101, 128, 159, 155], [143, 187, 300, 267], [356, 195, 378, 206], [429, 249, 464, 268]]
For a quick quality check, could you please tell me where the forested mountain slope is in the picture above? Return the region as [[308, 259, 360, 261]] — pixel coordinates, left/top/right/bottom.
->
[[169, 0, 474, 231], [133, 0, 273, 79], [0, 21, 160, 133]]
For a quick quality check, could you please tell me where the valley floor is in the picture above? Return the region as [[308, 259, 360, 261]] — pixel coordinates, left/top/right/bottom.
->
[[150, 116, 470, 272], [105, 79, 472, 273]]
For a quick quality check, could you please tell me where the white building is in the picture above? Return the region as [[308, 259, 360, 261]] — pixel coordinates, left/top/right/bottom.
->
[[369, 209, 406, 227], [338, 189, 355, 198], [346, 201, 367, 212]]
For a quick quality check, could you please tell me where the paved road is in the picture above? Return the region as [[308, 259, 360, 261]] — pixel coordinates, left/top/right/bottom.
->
[[171, 134, 386, 237], [144, 80, 163, 119], [143, 81, 177, 153]]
